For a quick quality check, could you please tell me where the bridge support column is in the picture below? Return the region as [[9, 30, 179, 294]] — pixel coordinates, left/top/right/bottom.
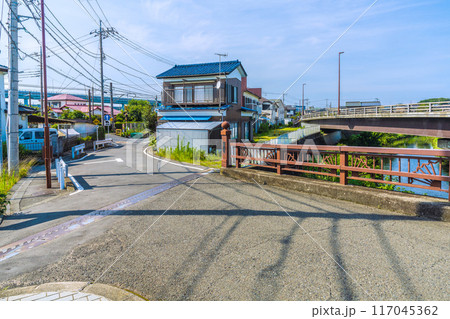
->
[[339, 151, 348, 185], [221, 121, 231, 168]]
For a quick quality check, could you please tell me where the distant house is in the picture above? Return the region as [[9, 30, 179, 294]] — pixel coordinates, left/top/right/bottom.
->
[[243, 88, 262, 132], [48, 94, 87, 108], [49, 93, 120, 118], [260, 98, 285, 125], [156, 60, 258, 152], [345, 100, 381, 108]]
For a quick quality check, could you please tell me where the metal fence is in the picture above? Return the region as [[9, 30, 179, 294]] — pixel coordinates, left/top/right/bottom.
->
[[303, 101, 450, 120], [229, 142, 450, 200]]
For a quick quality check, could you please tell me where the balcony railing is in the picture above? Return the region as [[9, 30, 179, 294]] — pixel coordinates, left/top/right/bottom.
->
[[162, 87, 226, 106]]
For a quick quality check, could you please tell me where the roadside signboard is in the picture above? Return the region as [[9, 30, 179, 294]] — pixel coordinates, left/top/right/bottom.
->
[[93, 119, 100, 125], [104, 114, 111, 122], [104, 120, 111, 126]]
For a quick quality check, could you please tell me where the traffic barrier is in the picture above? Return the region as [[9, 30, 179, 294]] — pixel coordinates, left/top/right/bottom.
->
[[71, 143, 85, 159], [94, 138, 114, 151], [55, 157, 68, 190]]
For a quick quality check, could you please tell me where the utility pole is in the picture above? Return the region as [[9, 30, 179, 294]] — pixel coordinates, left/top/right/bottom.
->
[[41, 0, 51, 188], [99, 20, 104, 125], [338, 51, 344, 115], [91, 21, 116, 126], [88, 89, 92, 119], [91, 85, 94, 116], [302, 83, 306, 115], [110, 81, 113, 122], [28, 92, 32, 107], [215, 53, 227, 122], [40, 48, 44, 114], [8, 0, 19, 173]]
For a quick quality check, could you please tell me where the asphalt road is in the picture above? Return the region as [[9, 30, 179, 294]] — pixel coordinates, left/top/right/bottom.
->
[[0, 145, 448, 300], [0, 138, 208, 282]]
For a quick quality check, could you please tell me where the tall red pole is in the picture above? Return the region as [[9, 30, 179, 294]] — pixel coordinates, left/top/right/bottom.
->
[[41, 0, 51, 188]]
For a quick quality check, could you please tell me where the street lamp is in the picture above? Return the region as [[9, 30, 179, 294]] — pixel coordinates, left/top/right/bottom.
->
[[338, 51, 344, 115], [302, 83, 306, 115]]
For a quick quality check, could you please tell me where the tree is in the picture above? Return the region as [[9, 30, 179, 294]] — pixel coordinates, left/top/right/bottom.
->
[[60, 109, 85, 120], [419, 98, 450, 103], [126, 99, 151, 122], [143, 103, 157, 131], [69, 110, 86, 119]]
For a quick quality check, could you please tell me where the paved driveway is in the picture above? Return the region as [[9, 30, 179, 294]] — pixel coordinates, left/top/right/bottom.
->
[[1, 170, 448, 301]]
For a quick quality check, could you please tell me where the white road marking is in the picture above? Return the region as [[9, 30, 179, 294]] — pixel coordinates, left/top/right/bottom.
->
[[82, 158, 123, 165], [68, 173, 84, 196], [67, 153, 92, 163]]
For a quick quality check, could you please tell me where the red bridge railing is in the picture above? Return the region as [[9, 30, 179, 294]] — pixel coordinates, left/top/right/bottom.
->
[[220, 123, 450, 200]]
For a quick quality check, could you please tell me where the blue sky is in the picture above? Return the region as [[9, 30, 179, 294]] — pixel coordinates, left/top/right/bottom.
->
[[1, 0, 449, 107]]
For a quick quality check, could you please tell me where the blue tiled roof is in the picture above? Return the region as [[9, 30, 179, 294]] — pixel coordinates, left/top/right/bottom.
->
[[156, 60, 247, 78]]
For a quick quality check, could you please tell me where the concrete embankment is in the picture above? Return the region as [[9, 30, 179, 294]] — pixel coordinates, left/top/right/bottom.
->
[[221, 167, 450, 222]]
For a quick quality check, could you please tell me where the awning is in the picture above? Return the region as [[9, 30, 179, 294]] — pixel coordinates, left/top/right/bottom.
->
[[157, 121, 222, 130], [241, 106, 257, 112], [160, 116, 211, 121]]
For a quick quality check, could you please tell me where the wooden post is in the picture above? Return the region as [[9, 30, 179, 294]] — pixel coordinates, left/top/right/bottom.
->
[[276, 146, 281, 175], [339, 149, 348, 185], [221, 121, 231, 168]]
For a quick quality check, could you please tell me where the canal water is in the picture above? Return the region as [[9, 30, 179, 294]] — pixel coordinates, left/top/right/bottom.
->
[[382, 142, 449, 199]]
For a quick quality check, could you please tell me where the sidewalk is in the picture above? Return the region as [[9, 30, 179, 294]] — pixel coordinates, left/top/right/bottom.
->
[[6, 167, 70, 217]]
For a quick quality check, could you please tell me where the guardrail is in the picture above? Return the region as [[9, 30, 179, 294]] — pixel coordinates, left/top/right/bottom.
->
[[72, 143, 85, 159], [265, 125, 321, 145], [55, 157, 68, 190], [225, 141, 450, 201], [94, 138, 113, 151], [303, 101, 450, 120]]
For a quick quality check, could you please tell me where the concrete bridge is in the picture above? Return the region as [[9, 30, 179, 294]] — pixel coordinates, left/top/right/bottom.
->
[[301, 101, 450, 138], [4, 90, 157, 108]]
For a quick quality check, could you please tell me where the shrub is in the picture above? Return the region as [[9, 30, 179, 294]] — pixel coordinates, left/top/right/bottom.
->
[[0, 192, 9, 217]]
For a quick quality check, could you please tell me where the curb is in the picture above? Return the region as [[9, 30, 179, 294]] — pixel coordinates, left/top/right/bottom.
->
[[0, 282, 146, 301], [221, 167, 450, 222]]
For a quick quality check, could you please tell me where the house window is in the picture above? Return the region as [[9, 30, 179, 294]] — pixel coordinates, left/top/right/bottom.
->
[[194, 85, 213, 103], [244, 122, 249, 140], [231, 86, 238, 104], [174, 86, 183, 103], [230, 122, 238, 139], [195, 86, 204, 102], [205, 85, 213, 102], [185, 87, 193, 102]]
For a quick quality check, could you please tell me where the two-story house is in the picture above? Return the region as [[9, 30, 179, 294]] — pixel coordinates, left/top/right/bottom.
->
[[156, 60, 257, 152]]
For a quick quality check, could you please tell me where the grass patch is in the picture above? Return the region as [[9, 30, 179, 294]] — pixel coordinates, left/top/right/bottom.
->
[[253, 126, 299, 143], [156, 137, 221, 168], [0, 158, 37, 194], [0, 158, 36, 215]]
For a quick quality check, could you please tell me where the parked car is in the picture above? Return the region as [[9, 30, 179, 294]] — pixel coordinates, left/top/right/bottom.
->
[[19, 128, 58, 154]]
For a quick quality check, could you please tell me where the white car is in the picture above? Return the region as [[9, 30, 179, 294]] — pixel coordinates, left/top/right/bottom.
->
[[19, 128, 58, 153]]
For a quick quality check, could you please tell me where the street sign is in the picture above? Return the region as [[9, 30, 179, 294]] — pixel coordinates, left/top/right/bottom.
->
[[93, 119, 100, 125], [104, 120, 111, 126], [104, 114, 111, 121]]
